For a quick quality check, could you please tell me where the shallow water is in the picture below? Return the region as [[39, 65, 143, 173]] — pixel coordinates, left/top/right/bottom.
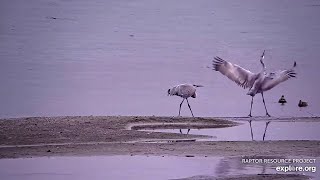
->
[[1, 0, 320, 118], [0, 156, 318, 180], [143, 120, 320, 141]]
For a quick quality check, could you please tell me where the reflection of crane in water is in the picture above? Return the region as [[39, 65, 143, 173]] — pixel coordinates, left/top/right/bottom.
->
[[262, 121, 271, 141], [248, 120, 271, 141], [168, 84, 203, 134]]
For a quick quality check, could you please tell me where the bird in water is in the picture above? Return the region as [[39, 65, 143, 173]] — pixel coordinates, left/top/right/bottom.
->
[[168, 84, 203, 134], [212, 50, 297, 117], [278, 95, 287, 105], [298, 100, 308, 107]]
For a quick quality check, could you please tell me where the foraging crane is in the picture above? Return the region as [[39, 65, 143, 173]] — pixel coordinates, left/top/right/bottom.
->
[[168, 84, 203, 117], [168, 84, 203, 134]]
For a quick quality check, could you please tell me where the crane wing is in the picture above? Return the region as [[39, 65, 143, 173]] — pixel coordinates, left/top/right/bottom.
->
[[212, 56, 256, 89], [262, 69, 296, 90]]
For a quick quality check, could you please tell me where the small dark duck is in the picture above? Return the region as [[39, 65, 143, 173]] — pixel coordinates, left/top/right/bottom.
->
[[278, 95, 287, 105], [298, 100, 308, 107]]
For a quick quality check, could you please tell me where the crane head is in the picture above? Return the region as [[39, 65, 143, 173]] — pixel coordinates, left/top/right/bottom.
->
[[260, 50, 266, 70]]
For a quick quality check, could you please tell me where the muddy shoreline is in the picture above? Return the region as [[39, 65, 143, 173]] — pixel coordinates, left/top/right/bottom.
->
[[0, 116, 319, 159]]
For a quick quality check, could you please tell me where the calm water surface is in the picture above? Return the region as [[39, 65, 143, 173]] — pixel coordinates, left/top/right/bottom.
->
[[143, 120, 320, 141], [1, 0, 320, 118], [0, 156, 318, 180]]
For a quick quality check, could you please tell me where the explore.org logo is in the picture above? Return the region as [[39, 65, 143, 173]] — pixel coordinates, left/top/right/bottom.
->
[[276, 165, 316, 173]]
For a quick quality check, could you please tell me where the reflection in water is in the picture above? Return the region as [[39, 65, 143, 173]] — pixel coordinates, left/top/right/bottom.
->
[[179, 129, 190, 135], [248, 120, 271, 141], [262, 121, 271, 141], [249, 120, 254, 140], [144, 119, 320, 141]]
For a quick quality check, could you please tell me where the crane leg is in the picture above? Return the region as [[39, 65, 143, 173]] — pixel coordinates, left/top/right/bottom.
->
[[178, 99, 185, 116], [178, 99, 185, 134], [248, 96, 254, 117], [261, 93, 271, 117], [186, 98, 194, 134], [186, 99, 194, 117]]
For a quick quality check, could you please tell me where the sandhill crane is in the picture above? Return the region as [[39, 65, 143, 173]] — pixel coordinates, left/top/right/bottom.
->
[[212, 50, 297, 117], [168, 84, 203, 117], [168, 84, 203, 134]]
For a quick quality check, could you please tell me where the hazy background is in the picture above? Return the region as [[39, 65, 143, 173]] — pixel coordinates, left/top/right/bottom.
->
[[1, 0, 320, 118]]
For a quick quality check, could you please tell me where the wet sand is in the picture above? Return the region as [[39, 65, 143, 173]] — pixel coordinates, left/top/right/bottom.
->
[[0, 116, 319, 159]]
